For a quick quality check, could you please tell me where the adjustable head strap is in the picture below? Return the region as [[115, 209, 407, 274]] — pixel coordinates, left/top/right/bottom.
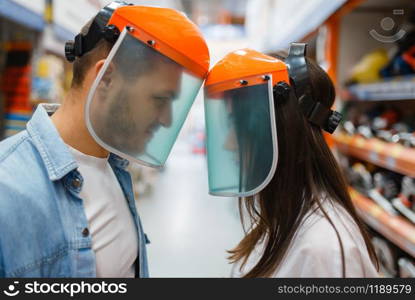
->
[[285, 43, 342, 134], [64, 1, 131, 62]]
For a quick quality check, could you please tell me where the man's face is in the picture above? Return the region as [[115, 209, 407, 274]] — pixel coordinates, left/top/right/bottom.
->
[[91, 61, 182, 156]]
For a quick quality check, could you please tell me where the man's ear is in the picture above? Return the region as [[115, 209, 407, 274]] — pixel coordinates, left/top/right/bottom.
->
[[94, 59, 115, 90], [94, 59, 106, 76]]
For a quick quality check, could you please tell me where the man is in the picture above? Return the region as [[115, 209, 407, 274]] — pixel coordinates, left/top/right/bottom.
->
[[0, 2, 209, 277]]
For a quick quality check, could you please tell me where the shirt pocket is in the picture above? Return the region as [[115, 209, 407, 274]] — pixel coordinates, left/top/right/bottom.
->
[[7, 247, 71, 278]]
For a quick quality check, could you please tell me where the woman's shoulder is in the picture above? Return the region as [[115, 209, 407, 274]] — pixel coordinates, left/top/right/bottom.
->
[[296, 200, 359, 247], [276, 200, 379, 277], [231, 199, 379, 278]]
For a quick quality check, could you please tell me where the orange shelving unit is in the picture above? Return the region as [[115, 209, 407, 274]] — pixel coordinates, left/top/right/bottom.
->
[[350, 188, 415, 258], [335, 132, 415, 177], [301, 0, 415, 277]]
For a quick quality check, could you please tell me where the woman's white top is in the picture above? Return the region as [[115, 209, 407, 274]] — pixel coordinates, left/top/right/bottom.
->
[[231, 200, 379, 277]]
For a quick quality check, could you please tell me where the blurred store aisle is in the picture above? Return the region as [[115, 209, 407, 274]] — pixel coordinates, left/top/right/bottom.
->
[[136, 137, 244, 277]]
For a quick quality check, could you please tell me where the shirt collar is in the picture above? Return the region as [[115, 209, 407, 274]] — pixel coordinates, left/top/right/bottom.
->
[[26, 104, 78, 181], [108, 153, 130, 169], [26, 104, 130, 181]]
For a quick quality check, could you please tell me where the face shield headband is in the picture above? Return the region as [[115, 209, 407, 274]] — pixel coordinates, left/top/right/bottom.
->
[[64, 1, 132, 62], [285, 43, 342, 134]]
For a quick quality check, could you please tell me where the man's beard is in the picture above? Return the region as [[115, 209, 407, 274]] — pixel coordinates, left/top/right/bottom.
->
[[98, 92, 146, 156]]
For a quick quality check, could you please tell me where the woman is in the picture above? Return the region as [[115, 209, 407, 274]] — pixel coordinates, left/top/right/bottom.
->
[[203, 45, 379, 277]]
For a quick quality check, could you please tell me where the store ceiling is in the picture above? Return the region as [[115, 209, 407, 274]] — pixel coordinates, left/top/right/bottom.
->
[[181, 0, 248, 25], [359, 0, 413, 10], [98, 0, 248, 26]]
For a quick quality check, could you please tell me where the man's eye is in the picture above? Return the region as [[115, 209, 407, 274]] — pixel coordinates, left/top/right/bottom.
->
[[153, 96, 172, 109], [153, 96, 172, 102]]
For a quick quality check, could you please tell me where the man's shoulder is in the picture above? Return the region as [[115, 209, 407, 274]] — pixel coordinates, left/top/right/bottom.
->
[[0, 131, 60, 226], [0, 131, 31, 162], [0, 130, 47, 193]]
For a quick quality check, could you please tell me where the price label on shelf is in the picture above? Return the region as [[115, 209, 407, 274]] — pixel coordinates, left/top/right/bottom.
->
[[337, 133, 348, 143], [370, 203, 383, 218], [386, 156, 396, 169], [390, 144, 404, 158], [372, 140, 385, 153], [404, 242, 415, 257], [354, 137, 365, 148], [369, 151, 379, 163]]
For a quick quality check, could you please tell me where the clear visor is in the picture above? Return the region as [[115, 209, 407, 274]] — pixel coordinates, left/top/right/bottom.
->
[[204, 77, 278, 197], [86, 28, 204, 167]]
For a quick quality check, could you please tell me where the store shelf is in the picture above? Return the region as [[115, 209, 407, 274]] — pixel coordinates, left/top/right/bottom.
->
[[0, 0, 45, 31], [350, 188, 415, 258], [335, 132, 415, 177], [343, 75, 415, 101]]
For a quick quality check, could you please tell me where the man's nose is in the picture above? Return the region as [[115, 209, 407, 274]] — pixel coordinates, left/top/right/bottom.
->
[[158, 102, 173, 127]]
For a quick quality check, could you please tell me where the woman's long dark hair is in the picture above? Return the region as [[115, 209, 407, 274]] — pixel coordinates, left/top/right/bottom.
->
[[228, 57, 378, 278]]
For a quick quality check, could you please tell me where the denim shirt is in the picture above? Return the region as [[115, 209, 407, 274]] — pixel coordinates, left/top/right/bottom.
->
[[0, 104, 149, 277]]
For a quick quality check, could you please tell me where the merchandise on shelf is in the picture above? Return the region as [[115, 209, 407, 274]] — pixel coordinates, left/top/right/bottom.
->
[[398, 257, 415, 277], [345, 160, 398, 216], [373, 171, 403, 200], [0, 41, 5, 138], [372, 236, 398, 277], [346, 161, 374, 193], [322, 0, 415, 278], [3, 109, 31, 138], [129, 163, 163, 200], [392, 176, 415, 224], [342, 156, 415, 226], [349, 186, 415, 259], [340, 104, 415, 149], [381, 8, 415, 79], [381, 30, 415, 78], [397, 132, 415, 148], [380, 54, 414, 78], [0, 42, 33, 138], [346, 49, 389, 85], [344, 8, 415, 102], [372, 234, 415, 278], [371, 170, 402, 216], [31, 54, 66, 104], [402, 45, 415, 71]]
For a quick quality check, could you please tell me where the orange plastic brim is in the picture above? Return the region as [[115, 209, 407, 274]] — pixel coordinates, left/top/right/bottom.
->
[[205, 49, 289, 94], [108, 6, 209, 79], [207, 73, 285, 96]]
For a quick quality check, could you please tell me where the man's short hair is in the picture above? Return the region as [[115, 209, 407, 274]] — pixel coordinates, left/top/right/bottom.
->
[[71, 19, 113, 88]]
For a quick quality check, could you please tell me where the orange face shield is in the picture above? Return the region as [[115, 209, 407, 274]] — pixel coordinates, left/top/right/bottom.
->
[[204, 49, 282, 197], [204, 45, 342, 197], [67, 2, 210, 167]]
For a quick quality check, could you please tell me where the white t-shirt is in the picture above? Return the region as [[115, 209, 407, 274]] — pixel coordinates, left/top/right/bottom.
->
[[231, 199, 379, 277], [67, 145, 138, 278]]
